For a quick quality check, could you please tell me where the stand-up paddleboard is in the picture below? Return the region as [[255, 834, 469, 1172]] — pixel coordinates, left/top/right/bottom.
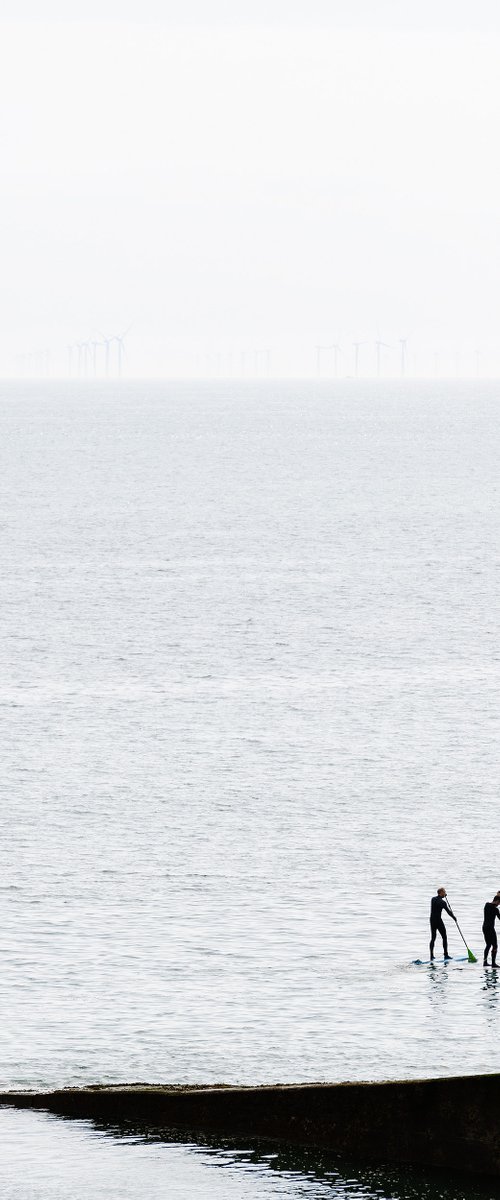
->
[[413, 955, 470, 965]]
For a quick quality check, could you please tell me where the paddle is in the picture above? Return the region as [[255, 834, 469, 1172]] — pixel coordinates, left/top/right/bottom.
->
[[448, 899, 477, 963]]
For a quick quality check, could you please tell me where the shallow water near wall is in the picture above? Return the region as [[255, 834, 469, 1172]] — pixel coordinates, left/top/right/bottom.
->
[[0, 379, 499, 1185]]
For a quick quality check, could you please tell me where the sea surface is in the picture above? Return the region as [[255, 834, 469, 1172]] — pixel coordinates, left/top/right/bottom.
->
[[0, 378, 499, 1197]]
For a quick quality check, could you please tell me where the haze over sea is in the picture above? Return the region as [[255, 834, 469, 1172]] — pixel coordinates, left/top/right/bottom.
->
[[1, 379, 499, 1198]]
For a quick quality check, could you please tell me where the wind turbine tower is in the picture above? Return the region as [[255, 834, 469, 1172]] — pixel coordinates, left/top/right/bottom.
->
[[101, 328, 130, 377], [375, 339, 390, 378], [399, 338, 408, 378], [91, 340, 100, 378], [114, 332, 127, 377], [100, 335, 113, 377], [81, 341, 91, 378], [352, 341, 366, 378]]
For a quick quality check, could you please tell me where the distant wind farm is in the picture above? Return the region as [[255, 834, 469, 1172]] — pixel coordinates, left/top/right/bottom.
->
[[11, 330, 495, 381]]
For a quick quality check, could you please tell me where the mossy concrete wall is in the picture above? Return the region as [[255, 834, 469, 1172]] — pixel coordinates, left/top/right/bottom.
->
[[1, 1074, 499, 1177]]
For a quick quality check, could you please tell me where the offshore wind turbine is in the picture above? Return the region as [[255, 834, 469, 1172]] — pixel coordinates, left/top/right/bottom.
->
[[399, 338, 408, 378], [332, 343, 341, 378], [375, 339, 390, 378], [90, 340, 101, 378], [352, 341, 366, 378], [105, 337, 111, 377], [82, 341, 92, 378], [112, 326, 131, 378], [77, 340, 90, 378], [114, 335, 125, 377], [99, 334, 113, 377]]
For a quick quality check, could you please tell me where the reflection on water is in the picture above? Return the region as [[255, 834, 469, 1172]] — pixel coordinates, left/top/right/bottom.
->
[[426, 961, 450, 1007], [0, 1107, 498, 1200], [481, 967, 500, 1021], [104, 1119, 500, 1200]]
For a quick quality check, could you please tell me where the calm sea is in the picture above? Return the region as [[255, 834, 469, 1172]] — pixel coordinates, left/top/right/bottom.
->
[[1, 379, 499, 1197]]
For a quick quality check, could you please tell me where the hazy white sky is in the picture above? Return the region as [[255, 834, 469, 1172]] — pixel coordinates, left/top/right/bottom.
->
[[1, 1, 500, 376]]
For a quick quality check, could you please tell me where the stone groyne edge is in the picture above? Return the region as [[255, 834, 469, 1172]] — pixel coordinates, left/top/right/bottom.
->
[[0, 1074, 497, 1177]]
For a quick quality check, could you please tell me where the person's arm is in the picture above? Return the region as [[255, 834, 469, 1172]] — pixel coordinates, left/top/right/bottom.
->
[[444, 901, 456, 920]]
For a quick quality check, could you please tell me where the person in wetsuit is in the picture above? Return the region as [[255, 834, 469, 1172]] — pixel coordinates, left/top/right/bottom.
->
[[482, 895, 500, 967], [430, 887, 456, 960]]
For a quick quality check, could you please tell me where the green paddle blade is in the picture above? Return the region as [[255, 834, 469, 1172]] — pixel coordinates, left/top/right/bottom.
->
[[467, 948, 477, 963]]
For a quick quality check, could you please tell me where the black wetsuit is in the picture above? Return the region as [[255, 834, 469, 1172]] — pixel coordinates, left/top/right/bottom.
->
[[429, 895, 454, 959], [482, 903, 500, 964]]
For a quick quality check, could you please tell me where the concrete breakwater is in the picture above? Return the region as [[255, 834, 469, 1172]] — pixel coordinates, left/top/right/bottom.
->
[[1, 1075, 499, 1177]]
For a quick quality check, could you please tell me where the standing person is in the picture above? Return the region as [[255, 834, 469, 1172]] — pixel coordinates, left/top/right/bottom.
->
[[482, 895, 500, 967], [430, 887, 457, 961]]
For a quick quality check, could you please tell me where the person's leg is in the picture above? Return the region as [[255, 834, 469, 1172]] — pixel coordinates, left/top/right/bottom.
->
[[438, 918, 450, 957], [492, 932, 497, 968], [430, 922, 437, 960], [483, 930, 491, 965]]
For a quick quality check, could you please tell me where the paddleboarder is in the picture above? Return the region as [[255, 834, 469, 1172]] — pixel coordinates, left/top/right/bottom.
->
[[482, 894, 500, 967], [430, 887, 457, 960]]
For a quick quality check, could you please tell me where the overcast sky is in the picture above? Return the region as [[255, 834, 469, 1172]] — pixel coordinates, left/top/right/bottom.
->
[[1, 1, 499, 377]]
